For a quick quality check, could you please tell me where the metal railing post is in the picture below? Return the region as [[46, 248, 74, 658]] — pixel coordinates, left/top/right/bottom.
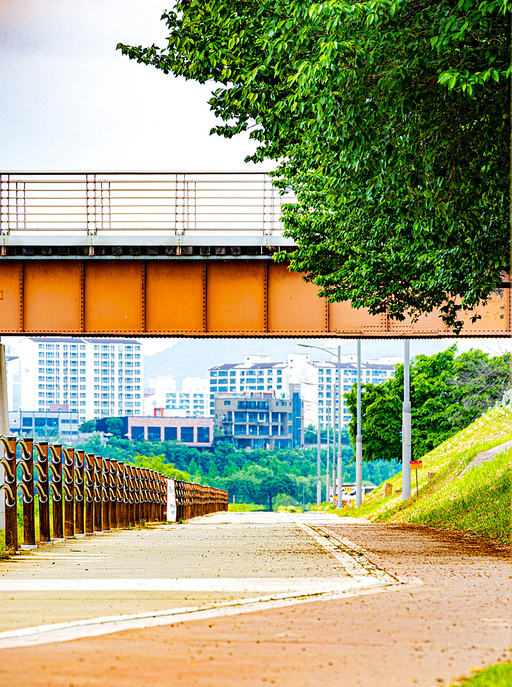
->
[[35, 442, 51, 543], [93, 455, 103, 533], [2, 437, 17, 549], [18, 438, 36, 549], [84, 453, 94, 534], [50, 444, 64, 541], [102, 458, 110, 531], [63, 447, 75, 538], [74, 450, 85, 536]]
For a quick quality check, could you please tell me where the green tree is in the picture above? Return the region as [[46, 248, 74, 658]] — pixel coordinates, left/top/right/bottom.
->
[[345, 347, 511, 461], [187, 456, 199, 476], [105, 417, 124, 438], [79, 419, 97, 433], [118, 1, 510, 331], [208, 459, 220, 481], [128, 454, 191, 481]]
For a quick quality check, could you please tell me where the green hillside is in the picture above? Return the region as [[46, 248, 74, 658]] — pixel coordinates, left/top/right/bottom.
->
[[342, 405, 511, 544]]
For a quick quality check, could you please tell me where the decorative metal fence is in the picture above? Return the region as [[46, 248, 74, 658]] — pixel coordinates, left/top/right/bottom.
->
[[0, 436, 228, 550]]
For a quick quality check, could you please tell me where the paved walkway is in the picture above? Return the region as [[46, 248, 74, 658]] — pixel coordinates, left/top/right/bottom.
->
[[459, 439, 512, 476], [0, 512, 509, 686]]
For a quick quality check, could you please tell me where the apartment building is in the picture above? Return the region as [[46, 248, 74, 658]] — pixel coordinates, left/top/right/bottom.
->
[[209, 354, 396, 429], [214, 385, 303, 450], [145, 376, 209, 418], [12, 337, 143, 423]]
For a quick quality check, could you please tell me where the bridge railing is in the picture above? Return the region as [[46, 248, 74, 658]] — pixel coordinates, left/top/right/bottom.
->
[[0, 435, 228, 550], [0, 172, 296, 247]]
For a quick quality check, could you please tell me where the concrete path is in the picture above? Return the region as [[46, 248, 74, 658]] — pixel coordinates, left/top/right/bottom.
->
[[0, 512, 398, 640], [459, 439, 512, 476], [0, 512, 509, 686]]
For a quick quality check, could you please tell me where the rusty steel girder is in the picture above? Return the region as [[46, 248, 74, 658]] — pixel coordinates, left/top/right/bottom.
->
[[0, 259, 509, 337]]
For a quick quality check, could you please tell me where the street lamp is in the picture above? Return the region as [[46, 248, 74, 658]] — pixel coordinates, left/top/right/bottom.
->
[[299, 343, 345, 509], [402, 340, 412, 500], [303, 425, 322, 505]]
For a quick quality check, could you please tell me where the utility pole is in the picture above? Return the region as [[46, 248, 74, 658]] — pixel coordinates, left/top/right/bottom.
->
[[316, 420, 322, 505], [356, 340, 363, 507], [0, 339, 9, 531], [337, 345, 343, 510], [325, 421, 330, 502], [402, 340, 412, 500]]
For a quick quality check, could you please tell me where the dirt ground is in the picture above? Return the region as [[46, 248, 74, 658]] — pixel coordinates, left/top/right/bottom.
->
[[0, 518, 510, 687]]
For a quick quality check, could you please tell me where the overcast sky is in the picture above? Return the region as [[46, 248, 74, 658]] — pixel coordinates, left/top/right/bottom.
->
[[0, 2, 507, 360], [0, 0, 259, 171]]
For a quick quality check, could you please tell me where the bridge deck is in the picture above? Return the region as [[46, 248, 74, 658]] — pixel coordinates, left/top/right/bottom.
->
[[0, 172, 509, 337]]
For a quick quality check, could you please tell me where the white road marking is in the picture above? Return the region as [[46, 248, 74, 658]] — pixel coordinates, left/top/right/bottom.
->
[[0, 576, 380, 594], [0, 581, 422, 650]]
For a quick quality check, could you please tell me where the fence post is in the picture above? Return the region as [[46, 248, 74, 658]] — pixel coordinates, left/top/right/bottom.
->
[[110, 460, 118, 529], [19, 438, 36, 549], [74, 450, 85, 537], [93, 455, 103, 533], [84, 453, 94, 534], [63, 447, 75, 538], [50, 444, 64, 541], [35, 442, 51, 543], [127, 465, 135, 526], [3, 437, 17, 550], [102, 458, 111, 531], [134, 467, 141, 525], [118, 461, 127, 528]]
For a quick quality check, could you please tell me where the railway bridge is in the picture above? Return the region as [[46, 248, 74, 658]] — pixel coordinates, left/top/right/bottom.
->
[[0, 171, 509, 338]]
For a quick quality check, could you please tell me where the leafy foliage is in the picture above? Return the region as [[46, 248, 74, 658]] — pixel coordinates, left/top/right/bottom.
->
[[118, 0, 510, 330], [127, 454, 191, 481], [345, 347, 511, 460], [76, 433, 400, 507]]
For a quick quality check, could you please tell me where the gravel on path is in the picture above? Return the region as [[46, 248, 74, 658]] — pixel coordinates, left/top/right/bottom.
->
[[0, 515, 509, 687]]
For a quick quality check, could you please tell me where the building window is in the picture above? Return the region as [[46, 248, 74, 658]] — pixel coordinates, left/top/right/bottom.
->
[[147, 426, 161, 442], [131, 426, 144, 441], [197, 427, 210, 443], [181, 427, 194, 442], [164, 426, 177, 441]]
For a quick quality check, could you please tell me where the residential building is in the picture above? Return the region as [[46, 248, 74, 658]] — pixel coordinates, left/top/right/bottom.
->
[[145, 376, 209, 418], [214, 385, 303, 450], [11, 337, 144, 423], [209, 354, 396, 430]]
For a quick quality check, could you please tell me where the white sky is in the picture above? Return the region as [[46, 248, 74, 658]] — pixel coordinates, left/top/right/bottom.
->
[[0, 0, 260, 171], [0, 2, 507, 359]]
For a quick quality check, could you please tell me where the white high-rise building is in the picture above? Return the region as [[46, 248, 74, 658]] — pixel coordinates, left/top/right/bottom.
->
[[145, 376, 209, 417], [11, 337, 144, 422], [209, 354, 397, 429]]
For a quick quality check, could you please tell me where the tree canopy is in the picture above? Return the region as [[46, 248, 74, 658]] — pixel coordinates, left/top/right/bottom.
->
[[118, 0, 510, 331], [345, 346, 511, 460]]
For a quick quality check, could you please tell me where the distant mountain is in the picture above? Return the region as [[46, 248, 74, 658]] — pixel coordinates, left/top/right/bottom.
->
[[144, 337, 455, 386]]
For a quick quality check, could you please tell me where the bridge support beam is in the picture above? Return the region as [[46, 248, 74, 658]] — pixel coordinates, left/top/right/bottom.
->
[[0, 260, 509, 337]]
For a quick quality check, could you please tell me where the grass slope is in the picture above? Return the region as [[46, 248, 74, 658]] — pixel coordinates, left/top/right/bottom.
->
[[342, 406, 512, 544], [449, 662, 511, 686]]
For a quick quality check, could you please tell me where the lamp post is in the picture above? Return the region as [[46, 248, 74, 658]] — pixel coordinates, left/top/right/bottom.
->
[[356, 340, 363, 507], [299, 343, 344, 509], [303, 425, 322, 505], [402, 340, 412, 500]]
